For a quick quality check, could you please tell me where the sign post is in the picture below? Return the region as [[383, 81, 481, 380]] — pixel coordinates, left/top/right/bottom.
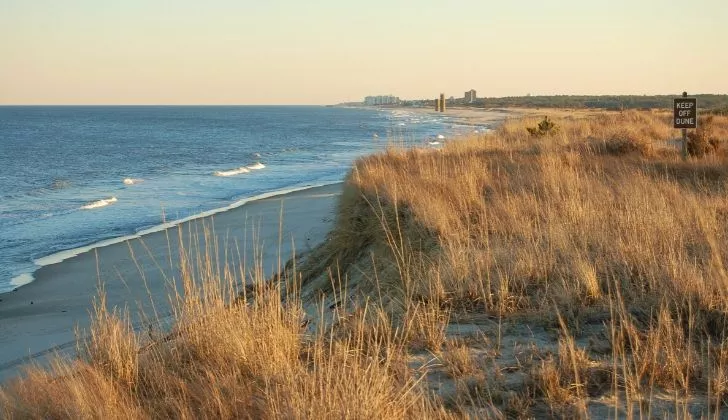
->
[[673, 92, 697, 160]]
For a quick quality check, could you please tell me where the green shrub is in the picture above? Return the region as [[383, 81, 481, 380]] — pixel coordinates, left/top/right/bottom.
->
[[526, 116, 558, 137]]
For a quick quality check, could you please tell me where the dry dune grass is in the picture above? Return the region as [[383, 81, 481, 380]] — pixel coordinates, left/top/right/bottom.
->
[[324, 111, 728, 316], [4, 110, 728, 418], [303, 110, 728, 415], [1, 258, 444, 419]]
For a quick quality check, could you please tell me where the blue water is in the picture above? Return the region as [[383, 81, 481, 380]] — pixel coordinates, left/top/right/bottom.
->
[[0, 106, 458, 293]]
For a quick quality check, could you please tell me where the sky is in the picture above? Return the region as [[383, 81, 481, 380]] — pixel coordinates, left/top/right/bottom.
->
[[1, 0, 726, 105]]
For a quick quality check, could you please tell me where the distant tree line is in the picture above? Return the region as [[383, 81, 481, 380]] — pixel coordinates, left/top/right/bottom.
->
[[341, 95, 728, 114], [426, 95, 728, 112]]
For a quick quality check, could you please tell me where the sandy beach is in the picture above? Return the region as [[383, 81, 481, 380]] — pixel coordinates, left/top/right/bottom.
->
[[0, 183, 342, 382], [398, 106, 523, 127], [390, 105, 604, 128]]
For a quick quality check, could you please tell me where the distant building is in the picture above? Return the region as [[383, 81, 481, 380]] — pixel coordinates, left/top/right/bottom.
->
[[364, 95, 400, 106], [464, 89, 477, 103]]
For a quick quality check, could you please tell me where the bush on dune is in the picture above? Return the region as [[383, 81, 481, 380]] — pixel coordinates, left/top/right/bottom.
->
[[526, 116, 558, 137]]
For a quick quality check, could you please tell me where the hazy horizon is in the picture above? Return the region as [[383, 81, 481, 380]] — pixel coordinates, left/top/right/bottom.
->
[[2, 0, 726, 105]]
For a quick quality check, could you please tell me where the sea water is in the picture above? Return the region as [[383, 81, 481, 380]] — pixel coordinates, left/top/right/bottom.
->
[[0, 106, 461, 293]]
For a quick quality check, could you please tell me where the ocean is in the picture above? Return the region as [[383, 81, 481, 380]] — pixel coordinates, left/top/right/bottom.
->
[[0, 106, 471, 293]]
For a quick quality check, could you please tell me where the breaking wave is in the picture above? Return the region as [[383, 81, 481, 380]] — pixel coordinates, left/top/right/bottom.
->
[[80, 197, 117, 210], [214, 162, 265, 177], [214, 167, 250, 177], [123, 178, 143, 185]]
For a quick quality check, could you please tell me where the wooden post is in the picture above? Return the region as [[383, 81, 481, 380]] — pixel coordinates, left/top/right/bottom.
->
[[435, 98, 440, 112], [682, 91, 688, 160], [439, 93, 446, 112]]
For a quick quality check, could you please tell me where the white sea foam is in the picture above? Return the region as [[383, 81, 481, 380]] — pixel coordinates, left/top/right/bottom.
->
[[428, 141, 441, 145], [123, 178, 143, 185], [437, 134, 445, 140], [80, 197, 117, 210], [214, 167, 250, 177], [214, 162, 265, 176], [10, 273, 33, 288]]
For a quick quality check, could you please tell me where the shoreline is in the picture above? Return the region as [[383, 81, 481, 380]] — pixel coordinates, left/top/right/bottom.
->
[[0, 108, 516, 383], [0, 182, 343, 381], [4, 181, 342, 296], [347, 105, 603, 128], [350, 105, 532, 129], [1, 106, 448, 297], [4, 106, 513, 296]]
